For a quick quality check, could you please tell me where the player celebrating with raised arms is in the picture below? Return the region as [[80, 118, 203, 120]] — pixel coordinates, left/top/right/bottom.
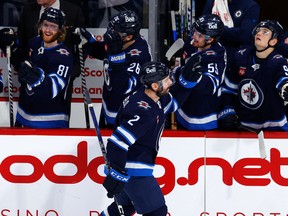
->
[[77, 10, 152, 129], [0, 8, 74, 128], [219, 20, 288, 131]]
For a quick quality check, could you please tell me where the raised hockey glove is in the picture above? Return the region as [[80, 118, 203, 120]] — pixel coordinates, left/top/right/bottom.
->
[[179, 54, 203, 88], [218, 108, 240, 130], [70, 27, 96, 45], [104, 28, 125, 64], [18, 61, 45, 88], [0, 28, 16, 51], [103, 166, 130, 198], [280, 82, 288, 101]]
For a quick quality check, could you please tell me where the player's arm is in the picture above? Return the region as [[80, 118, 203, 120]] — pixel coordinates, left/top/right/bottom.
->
[[103, 106, 153, 198], [221, 5, 260, 44], [275, 57, 288, 101], [218, 63, 240, 130], [18, 58, 72, 99], [192, 53, 226, 95]]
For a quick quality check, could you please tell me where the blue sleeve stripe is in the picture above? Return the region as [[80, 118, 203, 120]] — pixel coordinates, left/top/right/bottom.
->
[[108, 134, 129, 151], [276, 77, 288, 89], [221, 87, 238, 95], [224, 76, 238, 91], [117, 126, 136, 145], [49, 76, 58, 98], [206, 74, 217, 94], [49, 74, 65, 89]]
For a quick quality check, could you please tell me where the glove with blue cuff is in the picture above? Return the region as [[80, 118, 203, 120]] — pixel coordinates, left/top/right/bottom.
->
[[103, 165, 130, 198], [103, 28, 125, 64], [218, 108, 240, 130], [179, 54, 203, 88], [18, 61, 45, 88]]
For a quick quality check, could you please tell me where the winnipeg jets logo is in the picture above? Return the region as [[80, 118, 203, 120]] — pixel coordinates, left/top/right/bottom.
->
[[137, 101, 151, 110], [243, 82, 256, 103], [251, 64, 260, 71], [239, 79, 264, 110], [128, 49, 142, 56], [57, 48, 70, 56]]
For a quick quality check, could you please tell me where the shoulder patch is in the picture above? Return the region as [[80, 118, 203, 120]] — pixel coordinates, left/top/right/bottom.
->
[[137, 100, 151, 110], [56, 48, 70, 56], [204, 50, 216, 56], [272, 54, 283, 59], [128, 49, 142, 56]]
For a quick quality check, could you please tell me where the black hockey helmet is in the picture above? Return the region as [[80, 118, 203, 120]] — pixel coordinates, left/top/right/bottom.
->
[[108, 10, 141, 36], [252, 20, 284, 39], [140, 61, 171, 87], [193, 14, 224, 39], [40, 7, 66, 28]]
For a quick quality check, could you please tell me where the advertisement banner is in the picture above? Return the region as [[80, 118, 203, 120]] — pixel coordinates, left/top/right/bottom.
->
[[0, 132, 287, 215]]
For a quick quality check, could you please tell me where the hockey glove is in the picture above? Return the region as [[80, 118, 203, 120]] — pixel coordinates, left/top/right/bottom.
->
[[18, 61, 45, 88], [0, 28, 16, 52], [218, 108, 240, 130], [179, 54, 203, 88], [280, 82, 288, 101], [70, 27, 96, 45], [103, 166, 130, 198], [104, 28, 125, 64]]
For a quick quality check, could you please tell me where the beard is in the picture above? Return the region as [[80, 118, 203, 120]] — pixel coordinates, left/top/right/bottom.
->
[[156, 87, 170, 97], [41, 31, 59, 43]]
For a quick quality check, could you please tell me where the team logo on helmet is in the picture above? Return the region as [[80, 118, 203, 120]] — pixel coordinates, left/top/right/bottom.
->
[[193, 14, 224, 39], [145, 66, 157, 74], [239, 79, 264, 110], [40, 7, 65, 28]]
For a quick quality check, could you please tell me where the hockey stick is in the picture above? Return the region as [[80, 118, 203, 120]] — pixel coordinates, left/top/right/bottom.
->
[[84, 89, 125, 216], [76, 28, 90, 128], [170, 10, 178, 42], [191, 0, 196, 24], [165, 38, 184, 61], [165, 38, 184, 130], [203, 132, 207, 215], [239, 125, 267, 159], [6, 44, 14, 127]]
